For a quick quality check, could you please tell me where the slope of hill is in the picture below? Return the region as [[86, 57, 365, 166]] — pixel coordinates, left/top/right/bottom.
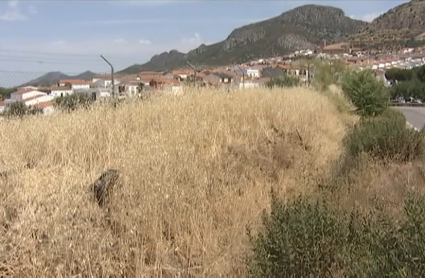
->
[[21, 71, 97, 87], [367, 0, 425, 32], [350, 0, 425, 48], [119, 4, 368, 73]]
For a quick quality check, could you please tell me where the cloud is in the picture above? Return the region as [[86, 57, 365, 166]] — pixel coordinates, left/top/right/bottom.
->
[[0, 0, 26, 21], [350, 11, 384, 22], [181, 33, 203, 45], [139, 39, 151, 44]]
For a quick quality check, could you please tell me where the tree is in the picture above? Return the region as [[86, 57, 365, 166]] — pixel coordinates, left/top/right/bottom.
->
[[416, 65, 425, 82], [53, 92, 94, 112], [385, 68, 413, 82], [312, 59, 347, 90], [341, 69, 389, 117], [0, 87, 16, 100]]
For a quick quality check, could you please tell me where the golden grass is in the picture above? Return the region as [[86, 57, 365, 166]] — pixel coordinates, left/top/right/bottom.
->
[[0, 87, 350, 276]]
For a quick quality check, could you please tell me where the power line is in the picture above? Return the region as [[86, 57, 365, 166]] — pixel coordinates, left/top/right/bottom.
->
[[0, 48, 102, 58], [0, 57, 106, 66], [0, 54, 105, 63]]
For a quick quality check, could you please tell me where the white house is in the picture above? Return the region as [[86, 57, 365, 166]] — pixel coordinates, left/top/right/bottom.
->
[[50, 86, 73, 97], [247, 68, 261, 78], [118, 81, 140, 97], [23, 94, 54, 106], [59, 79, 91, 90], [34, 101, 55, 115], [11, 89, 46, 101], [92, 78, 120, 88]]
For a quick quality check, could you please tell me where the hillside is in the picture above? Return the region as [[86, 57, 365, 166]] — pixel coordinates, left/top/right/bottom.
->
[[21, 70, 96, 87], [350, 0, 425, 49], [119, 4, 367, 73]]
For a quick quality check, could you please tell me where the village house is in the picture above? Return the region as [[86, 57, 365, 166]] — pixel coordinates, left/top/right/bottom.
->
[[34, 101, 55, 115], [172, 69, 193, 80], [118, 81, 141, 97], [7, 87, 54, 110], [59, 79, 91, 90], [49, 86, 73, 97], [203, 72, 234, 84], [261, 67, 286, 78], [149, 78, 181, 94], [246, 66, 263, 78]]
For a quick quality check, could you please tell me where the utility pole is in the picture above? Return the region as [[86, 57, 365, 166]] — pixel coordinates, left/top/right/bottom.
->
[[186, 61, 197, 87], [101, 55, 115, 98], [236, 65, 245, 90]]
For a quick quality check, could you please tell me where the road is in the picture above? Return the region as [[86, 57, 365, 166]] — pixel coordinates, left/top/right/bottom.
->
[[394, 107, 425, 131]]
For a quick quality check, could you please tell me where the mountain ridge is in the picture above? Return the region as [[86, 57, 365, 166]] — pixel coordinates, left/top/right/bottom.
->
[[20, 71, 97, 87], [119, 4, 369, 73]]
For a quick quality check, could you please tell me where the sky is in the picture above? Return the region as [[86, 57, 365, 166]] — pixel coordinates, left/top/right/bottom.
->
[[0, 0, 408, 82]]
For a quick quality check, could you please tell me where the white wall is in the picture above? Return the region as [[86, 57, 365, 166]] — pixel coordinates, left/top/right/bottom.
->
[[127, 85, 138, 96], [71, 84, 90, 90], [24, 95, 54, 106], [11, 90, 46, 100], [51, 89, 73, 97], [247, 69, 260, 78]]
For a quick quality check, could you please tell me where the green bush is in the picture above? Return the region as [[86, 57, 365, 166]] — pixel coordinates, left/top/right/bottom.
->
[[5, 101, 42, 118], [248, 190, 425, 277], [313, 59, 347, 90], [53, 92, 94, 112], [341, 69, 389, 117], [266, 75, 300, 88], [343, 109, 425, 162], [389, 81, 425, 100]]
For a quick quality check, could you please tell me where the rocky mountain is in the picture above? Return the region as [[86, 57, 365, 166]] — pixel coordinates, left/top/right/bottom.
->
[[349, 0, 425, 49], [365, 0, 425, 32], [21, 71, 97, 87], [119, 4, 368, 73]]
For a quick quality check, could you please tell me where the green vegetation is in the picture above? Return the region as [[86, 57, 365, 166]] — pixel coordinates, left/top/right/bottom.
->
[[344, 109, 425, 162], [248, 67, 425, 276], [0, 87, 15, 100], [312, 59, 347, 90], [265, 75, 300, 88], [341, 69, 389, 117], [248, 190, 425, 277], [5, 101, 42, 118], [53, 92, 95, 112], [386, 65, 425, 100]]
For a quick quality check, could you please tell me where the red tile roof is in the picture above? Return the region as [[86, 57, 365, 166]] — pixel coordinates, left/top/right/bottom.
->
[[34, 101, 53, 109], [59, 79, 91, 85]]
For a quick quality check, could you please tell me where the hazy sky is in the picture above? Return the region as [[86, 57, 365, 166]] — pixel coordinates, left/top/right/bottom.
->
[[0, 0, 407, 78]]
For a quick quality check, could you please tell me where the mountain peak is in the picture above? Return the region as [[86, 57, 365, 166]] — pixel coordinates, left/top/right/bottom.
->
[[119, 4, 368, 73]]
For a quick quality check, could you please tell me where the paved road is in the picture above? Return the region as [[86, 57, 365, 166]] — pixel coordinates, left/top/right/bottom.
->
[[394, 107, 425, 131]]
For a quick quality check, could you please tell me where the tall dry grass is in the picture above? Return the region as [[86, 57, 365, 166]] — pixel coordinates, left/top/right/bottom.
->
[[0, 87, 349, 277]]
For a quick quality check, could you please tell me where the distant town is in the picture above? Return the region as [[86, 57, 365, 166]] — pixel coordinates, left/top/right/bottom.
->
[[1, 41, 425, 116]]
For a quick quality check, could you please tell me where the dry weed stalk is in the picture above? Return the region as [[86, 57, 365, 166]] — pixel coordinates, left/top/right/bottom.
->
[[0, 87, 349, 276]]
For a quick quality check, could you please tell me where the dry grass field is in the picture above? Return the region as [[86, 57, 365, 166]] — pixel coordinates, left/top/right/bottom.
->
[[0, 87, 353, 276]]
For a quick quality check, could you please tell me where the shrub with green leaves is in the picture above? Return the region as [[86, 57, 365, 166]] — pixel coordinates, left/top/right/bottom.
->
[[344, 109, 425, 162], [265, 75, 300, 88], [53, 92, 94, 112], [247, 190, 425, 277], [5, 101, 43, 118], [341, 69, 389, 117]]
